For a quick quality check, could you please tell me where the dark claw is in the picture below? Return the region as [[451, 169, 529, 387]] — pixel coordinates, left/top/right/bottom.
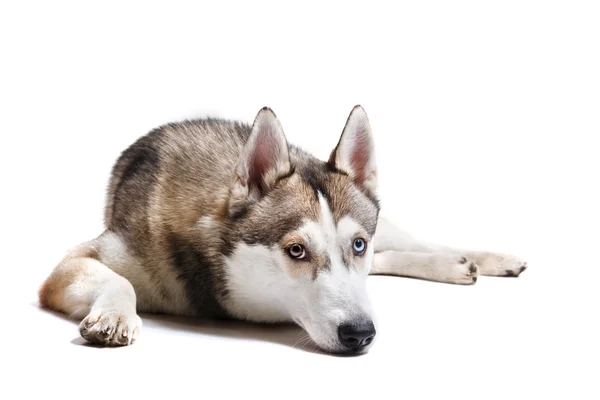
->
[[115, 333, 129, 345], [519, 265, 527, 274], [469, 262, 477, 273]]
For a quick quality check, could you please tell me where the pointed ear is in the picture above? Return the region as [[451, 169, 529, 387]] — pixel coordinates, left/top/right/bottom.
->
[[229, 107, 291, 216], [328, 105, 377, 193]]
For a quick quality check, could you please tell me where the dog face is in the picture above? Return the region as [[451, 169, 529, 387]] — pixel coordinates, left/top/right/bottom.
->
[[223, 106, 380, 354]]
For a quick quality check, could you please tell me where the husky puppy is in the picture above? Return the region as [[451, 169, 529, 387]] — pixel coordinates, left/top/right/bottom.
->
[[39, 106, 527, 354]]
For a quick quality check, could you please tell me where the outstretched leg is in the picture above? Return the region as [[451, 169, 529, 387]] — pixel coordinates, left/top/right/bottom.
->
[[372, 216, 527, 281], [39, 237, 141, 346], [371, 251, 479, 285]]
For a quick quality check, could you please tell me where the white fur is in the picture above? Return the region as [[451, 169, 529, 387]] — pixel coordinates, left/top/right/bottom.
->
[[45, 105, 528, 351], [372, 216, 527, 281], [196, 215, 215, 230], [61, 257, 133, 318], [223, 192, 375, 352], [466, 252, 527, 276], [58, 255, 142, 345], [97, 231, 194, 315], [371, 251, 478, 284], [223, 242, 295, 322]]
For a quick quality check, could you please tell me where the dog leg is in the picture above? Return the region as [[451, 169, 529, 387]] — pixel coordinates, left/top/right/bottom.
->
[[373, 216, 527, 277], [371, 251, 479, 285], [459, 251, 527, 277], [39, 238, 141, 346]]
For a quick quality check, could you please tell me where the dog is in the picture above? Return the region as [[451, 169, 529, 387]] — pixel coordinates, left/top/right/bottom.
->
[[39, 105, 527, 354]]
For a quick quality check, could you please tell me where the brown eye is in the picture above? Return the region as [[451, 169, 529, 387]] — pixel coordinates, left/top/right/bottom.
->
[[353, 238, 366, 255], [288, 244, 306, 260]]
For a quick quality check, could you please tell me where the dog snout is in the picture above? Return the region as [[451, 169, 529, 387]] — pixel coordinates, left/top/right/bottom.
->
[[337, 319, 376, 351]]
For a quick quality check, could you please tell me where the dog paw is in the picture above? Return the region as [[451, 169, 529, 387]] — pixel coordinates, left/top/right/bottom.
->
[[433, 255, 479, 285], [470, 252, 528, 277], [451, 256, 479, 285], [79, 309, 142, 346]]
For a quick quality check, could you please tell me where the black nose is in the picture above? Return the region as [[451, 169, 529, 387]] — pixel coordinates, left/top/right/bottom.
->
[[338, 320, 376, 350]]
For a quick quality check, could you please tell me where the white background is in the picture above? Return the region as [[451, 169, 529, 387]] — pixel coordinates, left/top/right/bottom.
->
[[1, 1, 599, 399]]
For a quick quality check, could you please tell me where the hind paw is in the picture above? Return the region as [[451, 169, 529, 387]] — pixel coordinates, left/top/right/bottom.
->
[[79, 309, 141, 346], [470, 252, 528, 277]]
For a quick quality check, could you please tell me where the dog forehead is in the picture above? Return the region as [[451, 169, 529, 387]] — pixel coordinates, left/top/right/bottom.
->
[[233, 160, 378, 247], [298, 191, 369, 247], [294, 165, 379, 236]]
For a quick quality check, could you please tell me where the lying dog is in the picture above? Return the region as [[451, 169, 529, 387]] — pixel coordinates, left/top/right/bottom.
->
[[39, 106, 527, 354]]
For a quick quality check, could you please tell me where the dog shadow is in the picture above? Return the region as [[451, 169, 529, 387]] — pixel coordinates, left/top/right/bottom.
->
[[138, 313, 327, 354], [33, 302, 335, 355]]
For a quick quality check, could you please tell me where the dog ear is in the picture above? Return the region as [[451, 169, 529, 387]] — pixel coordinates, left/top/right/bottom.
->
[[328, 105, 377, 194], [229, 107, 291, 216]]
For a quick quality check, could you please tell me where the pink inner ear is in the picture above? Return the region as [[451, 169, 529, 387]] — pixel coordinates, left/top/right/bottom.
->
[[248, 127, 282, 192], [249, 140, 272, 190], [350, 127, 372, 184]]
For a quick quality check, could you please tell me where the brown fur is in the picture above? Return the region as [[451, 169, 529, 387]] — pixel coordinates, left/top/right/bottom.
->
[[37, 106, 527, 351], [39, 240, 100, 312], [40, 112, 379, 319]]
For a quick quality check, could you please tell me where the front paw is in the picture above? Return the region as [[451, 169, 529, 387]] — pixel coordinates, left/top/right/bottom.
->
[[432, 255, 478, 285], [449, 255, 479, 285], [79, 308, 142, 346], [471, 252, 528, 277]]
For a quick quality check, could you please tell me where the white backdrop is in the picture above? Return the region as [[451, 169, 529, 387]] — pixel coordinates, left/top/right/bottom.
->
[[1, 1, 598, 399]]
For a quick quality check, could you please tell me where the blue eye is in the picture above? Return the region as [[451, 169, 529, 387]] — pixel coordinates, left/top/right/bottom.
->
[[353, 238, 366, 255]]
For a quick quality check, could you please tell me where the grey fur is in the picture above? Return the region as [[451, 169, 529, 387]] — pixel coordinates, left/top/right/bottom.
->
[[101, 112, 379, 317]]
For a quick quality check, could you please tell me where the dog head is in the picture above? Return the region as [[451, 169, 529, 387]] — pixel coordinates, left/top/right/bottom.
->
[[224, 106, 379, 354]]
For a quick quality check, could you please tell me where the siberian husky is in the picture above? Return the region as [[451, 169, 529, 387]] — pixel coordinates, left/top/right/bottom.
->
[[39, 106, 527, 354]]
